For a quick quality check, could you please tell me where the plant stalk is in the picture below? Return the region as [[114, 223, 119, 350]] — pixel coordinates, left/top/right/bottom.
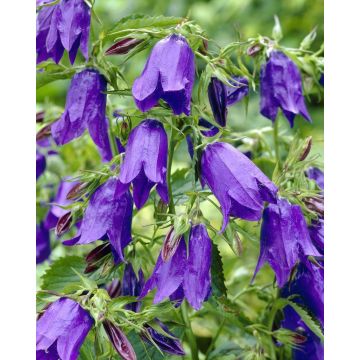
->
[[181, 302, 199, 360]]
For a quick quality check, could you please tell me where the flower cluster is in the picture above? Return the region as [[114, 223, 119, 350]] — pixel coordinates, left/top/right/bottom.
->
[[36, 7, 323, 359]]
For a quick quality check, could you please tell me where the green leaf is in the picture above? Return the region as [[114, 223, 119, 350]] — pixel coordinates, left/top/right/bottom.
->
[[211, 243, 227, 298], [272, 15, 283, 41], [41, 256, 87, 293], [36, 64, 76, 89], [300, 27, 317, 50], [126, 331, 164, 360], [208, 342, 243, 360]]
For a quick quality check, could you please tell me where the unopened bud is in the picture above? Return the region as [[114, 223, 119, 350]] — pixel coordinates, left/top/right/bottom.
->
[[247, 44, 262, 57], [106, 279, 122, 298], [103, 320, 137, 360], [36, 124, 52, 142], [66, 182, 88, 200], [55, 212, 72, 237], [161, 227, 182, 262], [304, 196, 324, 217], [299, 136, 312, 161], [120, 121, 130, 142], [105, 38, 143, 55], [36, 111, 45, 123], [85, 242, 112, 274]]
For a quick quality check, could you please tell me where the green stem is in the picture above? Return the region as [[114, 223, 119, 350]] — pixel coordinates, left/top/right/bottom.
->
[[273, 117, 280, 164], [167, 127, 176, 215], [181, 303, 199, 360]]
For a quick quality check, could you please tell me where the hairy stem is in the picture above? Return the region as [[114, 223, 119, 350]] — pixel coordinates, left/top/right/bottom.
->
[[181, 302, 199, 360], [273, 116, 280, 164], [167, 127, 176, 215]]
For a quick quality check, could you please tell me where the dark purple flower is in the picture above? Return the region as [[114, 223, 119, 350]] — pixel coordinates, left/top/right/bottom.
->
[[308, 219, 324, 255], [84, 242, 112, 274], [122, 263, 144, 312], [51, 69, 113, 162], [186, 135, 194, 159], [199, 118, 219, 137], [36, 0, 91, 64], [65, 177, 133, 263], [140, 224, 212, 310], [36, 222, 51, 264], [142, 319, 185, 356], [260, 51, 312, 127], [306, 167, 324, 191], [36, 151, 46, 180], [281, 307, 323, 360], [132, 34, 195, 116], [103, 320, 137, 360], [44, 179, 77, 230], [105, 38, 143, 55], [226, 76, 249, 106], [208, 77, 227, 127], [36, 297, 93, 360], [106, 279, 122, 298], [201, 142, 278, 232], [119, 119, 168, 209], [319, 73, 324, 87], [253, 199, 320, 287]]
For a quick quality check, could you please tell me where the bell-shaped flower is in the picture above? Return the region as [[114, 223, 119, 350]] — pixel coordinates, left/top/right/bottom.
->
[[260, 51, 312, 127], [65, 177, 133, 263], [139, 224, 212, 310], [253, 199, 320, 287], [281, 307, 323, 360], [51, 69, 113, 161], [122, 263, 144, 313], [36, 151, 46, 180], [36, 297, 93, 360], [132, 34, 195, 115], [208, 77, 227, 127], [36, 0, 91, 64], [226, 76, 249, 106], [36, 222, 51, 264], [201, 142, 278, 232], [119, 119, 168, 209]]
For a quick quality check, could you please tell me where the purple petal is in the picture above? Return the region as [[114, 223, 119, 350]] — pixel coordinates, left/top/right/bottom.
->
[[36, 151, 46, 180], [199, 118, 219, 137], [183, 224, 212, 310], [226, 77, 249, 106], [306, 167, 324, 191], [208, 77, 227, 127], [36, 222, 51, 264]]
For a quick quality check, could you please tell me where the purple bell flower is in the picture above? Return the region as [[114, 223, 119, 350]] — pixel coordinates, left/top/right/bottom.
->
[[281, 307, 323, 360], [199, 118, 219, 137], [308, 218, 324, 255], [208, 77, 227, 127], [139, 224, 212, 310], [253, 199, 320, 287], [36, 151, 46, 180], [119, 264, 185, 356], [122, 263, 144, 313], [36, 222, 51, 264], [306, 167, 324, 191], [44, 179, 77, 230], [260, 51, 312, 127], [201, 142, 278, 232], [132, 34, 195, 116], [36, 297, 93, 360], [36, 0, 91, 64], [51, 69, 113, 161], [65, 177, 133, 263], [119, 119, 168, 209]]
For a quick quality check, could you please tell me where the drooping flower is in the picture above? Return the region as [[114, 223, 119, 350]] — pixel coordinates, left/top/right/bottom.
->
[[65, 177, 133, 263], [119, 119, 168, 209], [132, 34, 195, 116], [260, 51, 312, 127], [199, 118, 219, 137], [306, 167, 324, 191], [208, 77, 227, 127], [201, 142, 278, 232], [51, 69, 113, 161], [112, 263, 185, 356], [253, 199, 320, 287], [36, 222, 51, 264], [36, 151, 46, 180], [281, 307, 323, 360], [36, 0, 91, 64], [36, 297, 93, 360], [308, 218, 324, 254], [139, 224, 212, 310], [44, 179, 78, 230], [103, 320, 137, 360]]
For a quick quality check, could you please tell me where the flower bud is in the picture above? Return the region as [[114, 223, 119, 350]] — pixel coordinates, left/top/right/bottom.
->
[[247, 44, 262, 57], [161, 227, 182, 262], [103, 320, 137, 360], [299, 136, 312, 161], [66, 182, 88, 200], [85, 242, 112, 274], [36, 111, 45, 123], [106, 279, 122, 298], [36, 124, 52, 142], [105, 38, 143, 55], [303, 196, 324, 217], [55, 211, 72, 237], [120, 121, 130, 142]]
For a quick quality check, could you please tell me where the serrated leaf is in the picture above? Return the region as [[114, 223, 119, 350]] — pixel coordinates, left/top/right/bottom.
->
[[126, 331, 164, 360], [36, 65, 76, 89], [207, 342, 243, 360], [41, 256, 87, 293], [211, 243, 227, 298]]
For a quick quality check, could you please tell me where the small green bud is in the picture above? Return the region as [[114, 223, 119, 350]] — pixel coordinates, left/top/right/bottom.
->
[[272, 15, 283, 41]]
